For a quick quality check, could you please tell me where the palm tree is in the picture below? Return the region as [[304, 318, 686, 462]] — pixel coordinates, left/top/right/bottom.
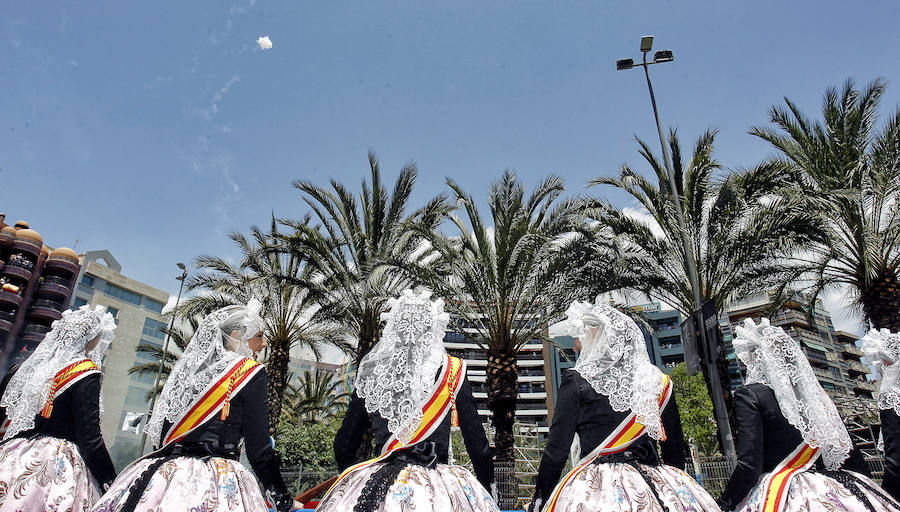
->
[[177, 217, 350, 434], [751, 79, 900, 331], [585, 129, 821, 432], [405, 171, 599, 463], [281, 151, 451, 364], [281, 369, 350, 425], [128, 320, 197, 401]]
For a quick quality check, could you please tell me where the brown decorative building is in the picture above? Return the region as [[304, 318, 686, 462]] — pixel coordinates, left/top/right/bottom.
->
[[0, 213, 81, 372]]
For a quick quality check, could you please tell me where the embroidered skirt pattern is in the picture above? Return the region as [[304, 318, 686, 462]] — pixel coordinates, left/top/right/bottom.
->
[[0, 435, 100, 512], [92, 456, 268, 512], [317, 463, 500, 512]]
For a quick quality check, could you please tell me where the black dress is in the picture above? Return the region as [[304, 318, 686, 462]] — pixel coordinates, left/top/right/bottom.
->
[[717, 383, 885, 512], [331, 375, 495, 509], [0, 370, 117, 488], [883, 408, 900, 502], [109, 368, 292, 512], [531, 370, 687, 508]]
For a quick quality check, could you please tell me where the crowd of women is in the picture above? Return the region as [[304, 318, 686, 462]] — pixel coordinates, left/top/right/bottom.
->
[[0, 290, 896, 512]]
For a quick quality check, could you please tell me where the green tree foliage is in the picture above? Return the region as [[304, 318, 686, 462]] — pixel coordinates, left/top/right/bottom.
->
[[275, 415, 341, 468], [753, 79, 900, 331], [669, 363, 718, 456]]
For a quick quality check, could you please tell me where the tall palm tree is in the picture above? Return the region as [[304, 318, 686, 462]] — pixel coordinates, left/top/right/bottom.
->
[[128, 320, 197, 401], [585, 129, 821, 431], [282, 151, 451, 364], [405, 171, 599, 463], [178, 217, 350, 433], [751, 79, 900, 331], [281, 369, 350, 425]]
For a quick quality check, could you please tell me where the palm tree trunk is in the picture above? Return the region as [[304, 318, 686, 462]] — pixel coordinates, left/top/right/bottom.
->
[[487, 352, 518, 460], [487, 352, 517, 508], [861, 270, 900, 332], [266, 341, 291, 434]]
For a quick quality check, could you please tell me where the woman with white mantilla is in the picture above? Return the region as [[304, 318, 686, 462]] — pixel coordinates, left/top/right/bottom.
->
[[718, 318, 899, 512], [92, 299, 298, 512], [861, 328, 900, 502], [0, 305, 117, 512], [530, 299, 719, 512], [318, 289, 498, 512]]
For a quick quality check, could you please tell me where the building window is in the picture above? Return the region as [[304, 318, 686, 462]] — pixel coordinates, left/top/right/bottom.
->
[[142, 318, 167, 340], [72, 297, 88, 309], [143, 298, 164, 313], [107, 306, 119, 320], [81, 275, 95, 287], [105, 283, 142, 305]]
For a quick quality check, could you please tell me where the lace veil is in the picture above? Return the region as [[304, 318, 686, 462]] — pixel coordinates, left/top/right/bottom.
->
[[734, 318, 852, 469], [559, 299, 667, 440], [355, 289, 450, 442], [861, 328, 900, 416], [144, 298, 264, 447], [0, 305, 116, 440]]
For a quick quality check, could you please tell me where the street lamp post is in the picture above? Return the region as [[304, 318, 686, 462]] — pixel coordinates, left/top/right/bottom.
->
[[139, 262, 188, 454], [616, 36, 736, 461]]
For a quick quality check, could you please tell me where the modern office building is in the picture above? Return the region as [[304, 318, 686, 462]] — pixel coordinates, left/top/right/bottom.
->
[[0, 215, 81, 372], [443, 315, 553, 434], [633, 303, 685, 370], [69, 250, 171, 468]]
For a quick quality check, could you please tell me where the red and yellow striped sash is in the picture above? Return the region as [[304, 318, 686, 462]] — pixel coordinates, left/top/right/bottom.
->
[[322, 355, 466, 499], [41, 359, 101, 418], [760, 443, 819, 512], [163, 357, 261, 446], [544, 374, 672, 512]]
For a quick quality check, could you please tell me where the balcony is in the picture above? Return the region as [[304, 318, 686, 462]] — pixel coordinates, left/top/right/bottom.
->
[[0, 231, 13, 247], [29, 305, 63, 322], [21, 331, 46, 344], [3, 265, 32, 282], [847, 361, 870, 375], [0, 291, 24, 308], [44, 258, 79, 275], [0, 319, 11, 333], [37, 280, 69, 299], [851, 379, 878, 392], [12, 240, 42, 257], [842, 344, 864, 358], [23, 323, 50, 335]]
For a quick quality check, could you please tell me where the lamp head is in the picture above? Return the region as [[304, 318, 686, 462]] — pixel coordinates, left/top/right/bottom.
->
[[653, 50, 674, 63], [616, 58, 635, 71], [177, 262, 187, 270], [640, 35, 654, 53]]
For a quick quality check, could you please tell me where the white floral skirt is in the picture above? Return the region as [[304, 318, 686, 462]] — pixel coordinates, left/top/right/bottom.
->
[[0, 435, 100, 512], [735, 470, 900, 512], [316, 463, 500, 512], [543, 462, 719, 512], [92, 456, 269, 512]]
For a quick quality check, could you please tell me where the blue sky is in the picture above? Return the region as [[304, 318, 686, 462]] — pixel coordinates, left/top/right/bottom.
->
[[2, 1, 899, 332]]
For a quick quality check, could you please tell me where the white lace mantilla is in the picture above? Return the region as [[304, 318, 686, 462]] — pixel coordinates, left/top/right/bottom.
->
[[861, 328, 900, 451], [861, 328, 900, 415], [0, 305, 116, 440], [559, 300, 666, 440], [355, 289, 450, 442], [734, 318, 852, 470], [144, 299, 264, 447]]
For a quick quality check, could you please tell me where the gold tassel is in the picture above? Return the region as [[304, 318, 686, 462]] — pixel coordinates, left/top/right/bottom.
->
[[220, 400, 231, 421], [40, 400, 53, 419]]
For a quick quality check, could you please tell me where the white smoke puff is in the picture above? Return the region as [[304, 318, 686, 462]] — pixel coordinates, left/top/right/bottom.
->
[[257, 36, 272, 50]]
